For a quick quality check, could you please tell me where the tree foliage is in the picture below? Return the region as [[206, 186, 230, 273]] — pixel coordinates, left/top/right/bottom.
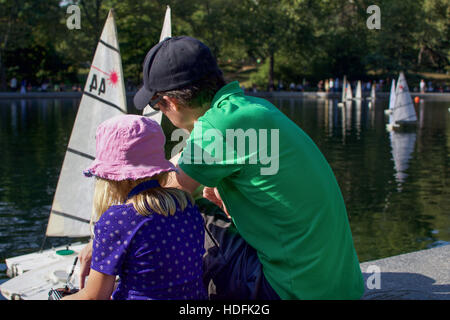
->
[[1, 0, 448, 90]]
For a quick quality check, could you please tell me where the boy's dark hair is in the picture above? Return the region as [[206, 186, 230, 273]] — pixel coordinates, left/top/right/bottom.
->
[[156, 73, 226, 109]]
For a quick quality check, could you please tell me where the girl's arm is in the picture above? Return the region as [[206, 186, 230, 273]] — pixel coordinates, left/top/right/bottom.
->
[[62, 269, 115, 300], [78, 240, 93, 289]]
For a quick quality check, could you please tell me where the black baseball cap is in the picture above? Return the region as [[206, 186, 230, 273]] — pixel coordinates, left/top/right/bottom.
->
[[133, 36, 222, 110]]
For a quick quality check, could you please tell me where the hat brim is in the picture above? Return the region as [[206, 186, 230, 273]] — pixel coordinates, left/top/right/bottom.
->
[[83, 159, 177, 181], [133, 86, 156, 110]]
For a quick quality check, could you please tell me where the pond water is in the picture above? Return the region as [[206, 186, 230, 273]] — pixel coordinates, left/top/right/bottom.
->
[[0, 96, 449, 286]]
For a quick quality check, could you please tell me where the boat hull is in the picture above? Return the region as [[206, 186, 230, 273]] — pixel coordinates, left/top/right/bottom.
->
[[1, 243, 86, 300]]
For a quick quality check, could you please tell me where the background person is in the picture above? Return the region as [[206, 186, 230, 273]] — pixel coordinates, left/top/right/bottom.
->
[[10, 77, 17, 91]]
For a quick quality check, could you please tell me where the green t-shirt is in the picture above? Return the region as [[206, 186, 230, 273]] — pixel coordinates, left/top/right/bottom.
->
[[178, 81, 364, 299]]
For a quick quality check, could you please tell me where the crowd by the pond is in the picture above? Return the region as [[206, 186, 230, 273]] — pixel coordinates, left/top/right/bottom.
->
[[244, 78, 450, 94], [5, 76, 450, 94]]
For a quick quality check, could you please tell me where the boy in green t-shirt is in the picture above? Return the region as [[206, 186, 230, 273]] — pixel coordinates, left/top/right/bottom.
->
[[133, 36, 365, 300]]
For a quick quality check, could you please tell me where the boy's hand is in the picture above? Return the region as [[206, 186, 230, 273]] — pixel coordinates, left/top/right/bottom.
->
[[203, 187, 230, 218]]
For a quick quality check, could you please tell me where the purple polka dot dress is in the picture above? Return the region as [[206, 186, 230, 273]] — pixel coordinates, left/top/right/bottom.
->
[[91, 201, 207, 300]]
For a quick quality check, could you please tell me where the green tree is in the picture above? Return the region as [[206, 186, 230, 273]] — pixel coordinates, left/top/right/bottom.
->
[[416, 0, 450, 72], [1, 0, 449, 91], [0, 0, 67, 89]]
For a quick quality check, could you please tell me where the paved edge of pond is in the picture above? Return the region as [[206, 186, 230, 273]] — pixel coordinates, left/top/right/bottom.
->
[[359, 244, 450, 300], [0, 246, 448, 300]]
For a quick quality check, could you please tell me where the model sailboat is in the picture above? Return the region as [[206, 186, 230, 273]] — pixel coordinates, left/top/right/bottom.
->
[[346, 82, 353, 100], [337, 75, 347, 107], [386, 72, 418, 131], [47, 10, 128, 238], [367, 82, 376, 101], [353, 81, 363, 100], [370, 84, 376, 101], [1, 9, 128, 300]]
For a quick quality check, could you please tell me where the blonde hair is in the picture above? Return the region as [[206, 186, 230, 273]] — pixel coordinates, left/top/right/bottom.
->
[[91, 172, 194, 227]]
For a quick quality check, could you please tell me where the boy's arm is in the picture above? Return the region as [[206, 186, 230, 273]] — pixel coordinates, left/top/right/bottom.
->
[[165, 164, 201, 194], [165, 152, 201, 194]]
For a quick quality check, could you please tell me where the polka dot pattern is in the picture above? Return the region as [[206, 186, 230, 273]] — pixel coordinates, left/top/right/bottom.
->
[[91, 202, 207, 300]]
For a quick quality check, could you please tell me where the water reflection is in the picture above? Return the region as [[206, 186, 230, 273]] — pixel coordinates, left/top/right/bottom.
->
[[389, 131, 416, 191], [273, 96, 449, 261], [0, 97, 448, 268], [10, 101, 17, 135], [0, 99, 80, 261]]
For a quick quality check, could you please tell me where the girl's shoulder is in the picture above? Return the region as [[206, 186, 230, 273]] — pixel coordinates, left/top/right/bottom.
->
[[102, 203, 134, 216], [179, 201, 202, 219], [96, 203, 145, 227]]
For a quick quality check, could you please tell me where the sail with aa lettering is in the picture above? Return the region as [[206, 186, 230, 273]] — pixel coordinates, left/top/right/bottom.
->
[[46, 9, 128, 237]]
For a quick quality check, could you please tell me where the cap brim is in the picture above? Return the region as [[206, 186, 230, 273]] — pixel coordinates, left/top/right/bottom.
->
[[133, 86, 156, 110]]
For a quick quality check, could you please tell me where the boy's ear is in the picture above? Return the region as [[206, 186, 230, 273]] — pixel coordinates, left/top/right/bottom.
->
[[163, 96, 181, 111]]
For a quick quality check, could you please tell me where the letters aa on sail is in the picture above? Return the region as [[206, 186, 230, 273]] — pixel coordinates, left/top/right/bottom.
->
[[46, 10, 127, 237]]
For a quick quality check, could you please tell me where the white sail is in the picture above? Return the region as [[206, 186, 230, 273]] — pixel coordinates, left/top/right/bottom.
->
[[370, 84, 376, 100], [392, 72, 417, 124], [346, 82, 353, 100], [389, 79, 396, 111], [142, 5, 172, 122], [46, 10, 127, 237], [354, 81, 362, 100], [159, 5, 172, 42], [390, 131, 416, 189]]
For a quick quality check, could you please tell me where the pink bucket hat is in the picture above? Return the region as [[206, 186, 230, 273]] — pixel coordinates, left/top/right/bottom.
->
[[84, 114, 176, 181]]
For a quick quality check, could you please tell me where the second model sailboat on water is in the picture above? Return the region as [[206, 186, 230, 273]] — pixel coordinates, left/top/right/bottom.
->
[[386, 72, 418, 131], [0, 6, 172, 300], [386, 72, 417, 192]]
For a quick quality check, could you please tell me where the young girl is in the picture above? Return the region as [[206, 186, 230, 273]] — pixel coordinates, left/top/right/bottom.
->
[[63, 115, 207, 300]]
